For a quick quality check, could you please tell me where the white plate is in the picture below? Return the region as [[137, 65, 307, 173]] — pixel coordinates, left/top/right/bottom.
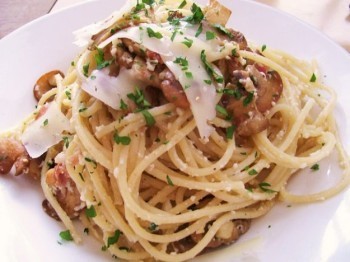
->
[[0, 0, 350, 261]]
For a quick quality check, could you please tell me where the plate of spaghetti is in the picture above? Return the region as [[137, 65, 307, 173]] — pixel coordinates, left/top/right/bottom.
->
[[0, 0, 350, 261]]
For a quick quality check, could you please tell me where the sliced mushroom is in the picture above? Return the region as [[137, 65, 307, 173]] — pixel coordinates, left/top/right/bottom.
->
[[33, 70, 64, 102], [0, 137, 42, 179]]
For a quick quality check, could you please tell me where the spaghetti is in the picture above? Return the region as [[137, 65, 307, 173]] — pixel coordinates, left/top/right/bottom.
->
[[0, 0, 349, 261]]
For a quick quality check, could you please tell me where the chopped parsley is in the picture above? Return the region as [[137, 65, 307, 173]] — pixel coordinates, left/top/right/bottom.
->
[[215, 105, 229, 117], [127, 87, 151, 109], [95, 48, 113, 70], [147, 27, 163, 39], [59, 230, 73, 241], [42, 119, 49, 127], [185, 71, 193, 79], [259, 182, 276, 193], [166, 175, 174, 186], [62, 136, 70, 148], [261, 44, 267, 52], [226, 125, 236, 140], [200, 50, 224, 83], [83, 63, 89, 77], [217, 87, 242, 100], [310, 163, 319, 171], [79, 106, 87, 113], [183, 3, 204, 24], [142, 110, 155, 126], [310, 73, 317, 82], [65, 90, 71, 100], [174, 57, 189, 68], [178, 0, 187, 8], [85, 205, 97, 218], [107, 230, 122, 248], [148, 222, 158, 232], [213, 24, 233, 38], [195, 23, 203, 37], [182, 37, 193, 48], [243, 92, 254, 107], [171, 29, 178, 41], [248, 169, 258, 176], [231, 48, 237, 56], [206, 31, 215, 40], [204, 79, 212, 85], [113, 132, 131, 145], [119, 99, 128, 110]]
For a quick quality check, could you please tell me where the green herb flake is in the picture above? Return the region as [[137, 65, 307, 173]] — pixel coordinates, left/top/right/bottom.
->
[[95, 48, 113, 70], [142, 110, 155, 126], [248, 169, 258, 176], [101, 245, 107, 251], [147, 27, 163, 39], [231, 48, 237, 56], [206, 31, 216, 40], [174, 57, 189, 68], [42, 119, 49, 127], [79, 107, 87, 113], [259, 182, 277, 193], [200, 50, 224, 83], [148, 222, 158, 232], [243, 92, 254, 107], [62, 136, 70, 148], [127, 87, 151, 109], [83, 63, 90, 77], [215, 105, 228, 117], [246, 187, 253, 193], [90, 75, 96, 80], [310, 73, 317, 83], [226, 125, 236, 140], [119, 99, 128, 110], [185, 71, 193, 79], [261, 44, 267, 52], [142, 0, 155, 5], [171, 29, 178, 41], [166, 175, 174, 186], [113, 132, 131, 145], [85, 157, 97, 168], [213, 24, 233, 38], [178, 0, 187, 8], [183, 3, 204, 24], [71, 61, 75, 66], [65, 90, 71, 100], [85, 205, 97, 218], [182, 37, 193, 48], [59, 230, 73, 241], [310, 163, 319, 171], [204, 79, 212, 85], [107, 230, 122, 248], [195, 23, 203, 37]]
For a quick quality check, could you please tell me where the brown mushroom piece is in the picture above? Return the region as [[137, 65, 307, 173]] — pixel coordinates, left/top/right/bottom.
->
[[33, 70, 64, 102], [45, 163, 83, 219], [191, 219, 251, 249], [0, 137, 42, 180], [225, 63, 283, 137]]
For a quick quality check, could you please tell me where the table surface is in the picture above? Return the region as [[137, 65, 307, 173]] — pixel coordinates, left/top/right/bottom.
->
[[0, 0, 349, 51]]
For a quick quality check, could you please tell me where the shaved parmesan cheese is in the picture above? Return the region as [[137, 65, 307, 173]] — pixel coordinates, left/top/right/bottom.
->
[[73, 0, 135, 47], [21, 102, 71, 158], [82, 68, 142, 110], [98, 23, 224, 139]]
